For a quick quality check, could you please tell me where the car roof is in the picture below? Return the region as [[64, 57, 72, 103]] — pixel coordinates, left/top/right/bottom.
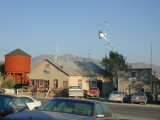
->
[[49, 97, 101, 104], [0, 94, 31, 98]]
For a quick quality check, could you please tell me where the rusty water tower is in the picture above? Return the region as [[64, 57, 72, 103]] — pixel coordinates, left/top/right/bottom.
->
[[5, 48, 31, 84]]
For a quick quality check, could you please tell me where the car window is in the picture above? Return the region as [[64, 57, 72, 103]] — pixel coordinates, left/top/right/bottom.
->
[[95, 103, 104, 114], [14, 98, 26, 107], [101, 103, 112, 117], [90, 88, 97, 90], [39, 99, 93, 116], [112, 91, 122, 94], [21, 97, 34, 103]]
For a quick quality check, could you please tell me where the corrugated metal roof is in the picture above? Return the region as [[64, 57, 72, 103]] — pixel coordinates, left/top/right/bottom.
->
[[47, 59, 108, 76], [6, 48, 31, 56]]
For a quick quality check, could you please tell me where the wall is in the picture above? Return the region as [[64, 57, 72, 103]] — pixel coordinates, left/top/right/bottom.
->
[[118, 69, 152, 94], [29, 61, 69, 89]]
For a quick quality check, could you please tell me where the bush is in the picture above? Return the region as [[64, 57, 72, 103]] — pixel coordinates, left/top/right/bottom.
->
[[1, 76, 17, 89]]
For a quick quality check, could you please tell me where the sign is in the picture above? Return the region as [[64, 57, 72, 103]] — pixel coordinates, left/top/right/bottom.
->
[[129, 77, 137, 81]]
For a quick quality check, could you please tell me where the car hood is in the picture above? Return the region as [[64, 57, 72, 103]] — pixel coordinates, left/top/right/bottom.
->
[[4, 110, 93, 120]]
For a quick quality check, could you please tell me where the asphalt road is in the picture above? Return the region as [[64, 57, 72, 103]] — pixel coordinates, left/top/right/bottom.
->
[[37, 97, 160, 120], [107, 102, 160, 120]]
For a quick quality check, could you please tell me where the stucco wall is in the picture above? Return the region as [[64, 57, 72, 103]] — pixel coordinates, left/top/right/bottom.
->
[[118, 69, 152, 94], [29, 61, 69, 88]]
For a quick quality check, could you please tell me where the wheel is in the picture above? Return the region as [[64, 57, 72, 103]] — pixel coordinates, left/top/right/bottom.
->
[[96, 94, 99, 99]]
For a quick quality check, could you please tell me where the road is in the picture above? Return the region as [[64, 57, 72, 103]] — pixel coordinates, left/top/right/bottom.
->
[[37, 97, 160, 120], [107, 103, 160, 120]]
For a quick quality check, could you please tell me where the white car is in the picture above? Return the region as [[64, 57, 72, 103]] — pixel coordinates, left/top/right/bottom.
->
[[13, 95, 41, 110]]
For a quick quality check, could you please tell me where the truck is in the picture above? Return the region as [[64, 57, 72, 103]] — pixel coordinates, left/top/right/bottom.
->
[[68, 86, 84, 98], [87, 87, 100, 99]]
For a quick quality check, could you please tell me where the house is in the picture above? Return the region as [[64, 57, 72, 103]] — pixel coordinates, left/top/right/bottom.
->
[[117, 68, 152, 94], [29, 59, 112, 96]]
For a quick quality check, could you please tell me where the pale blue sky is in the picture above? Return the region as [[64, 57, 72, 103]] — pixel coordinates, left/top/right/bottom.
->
[[0, 0, 160, 66]]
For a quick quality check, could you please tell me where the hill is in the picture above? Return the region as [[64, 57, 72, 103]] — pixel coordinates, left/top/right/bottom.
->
[[31, 54, 160, 78]]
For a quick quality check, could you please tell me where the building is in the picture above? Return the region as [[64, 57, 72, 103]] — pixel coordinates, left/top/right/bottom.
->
[[117, 68, 153, 94], [29, 59, 113, 96]]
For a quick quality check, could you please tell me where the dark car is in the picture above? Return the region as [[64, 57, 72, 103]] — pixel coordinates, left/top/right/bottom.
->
[[0, 87, 5, 93], [4, 97, 117, 120], [130, 92, 148, 104], [0, 94, 30, 119]]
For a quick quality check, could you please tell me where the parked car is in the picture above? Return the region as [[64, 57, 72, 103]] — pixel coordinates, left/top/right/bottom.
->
[[4, 97, 117, 120], [0, 87, 5, 93], [123, 94, 132, 103], [87, 87, 100, 99], [68, 86, 84, 98], [0, 94, 29, 119], [0, 94, 41, 119], [156, 92, 160, 104], [109, 91, 127, 103], [130, 92, 147, 104], [16, 95, 41, 110]]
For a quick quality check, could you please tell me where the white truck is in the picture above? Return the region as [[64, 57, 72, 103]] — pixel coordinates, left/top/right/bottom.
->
[[68, 86, 84, 98]]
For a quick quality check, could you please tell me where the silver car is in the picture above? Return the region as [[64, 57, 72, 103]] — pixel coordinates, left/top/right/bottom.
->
[[4, 98, 117, 120], [130, 92, 147, 104], [109, 91, 126, 103]]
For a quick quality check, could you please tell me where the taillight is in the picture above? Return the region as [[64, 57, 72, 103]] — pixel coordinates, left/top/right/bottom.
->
[[118, 95, 122, 98], [140, 97, 145, 99]]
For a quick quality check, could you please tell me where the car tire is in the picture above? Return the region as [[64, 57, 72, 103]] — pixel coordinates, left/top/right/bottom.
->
[[96, 94, 99, 99]]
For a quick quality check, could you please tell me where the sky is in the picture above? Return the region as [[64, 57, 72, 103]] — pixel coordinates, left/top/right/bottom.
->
[[0, 0, 160, 66]]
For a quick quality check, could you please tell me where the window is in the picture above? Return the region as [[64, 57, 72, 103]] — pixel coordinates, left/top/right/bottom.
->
[[21, 97, 34, 103], [78, 80, 82, 88], [44, 70, 50, 74], [131, 72, 136, 77], [54, 80, 58, 88], [101, 103, 112, 117], [39, 80, 43, 87], [95, 103, 104, 114]]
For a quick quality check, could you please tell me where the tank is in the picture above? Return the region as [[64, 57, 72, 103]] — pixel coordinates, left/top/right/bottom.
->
[[5, 48, 31, 73]]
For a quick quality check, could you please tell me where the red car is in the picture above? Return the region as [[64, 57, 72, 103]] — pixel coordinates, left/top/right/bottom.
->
[[87, 87, 100, 99]]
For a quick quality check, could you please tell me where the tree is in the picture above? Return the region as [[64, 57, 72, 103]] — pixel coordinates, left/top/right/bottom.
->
[[101, 51, 130, 75]]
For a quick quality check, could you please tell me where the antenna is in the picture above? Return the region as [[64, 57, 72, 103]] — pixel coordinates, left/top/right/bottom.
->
[[103, 21, 108, 35], [56, 42, 58, 63]]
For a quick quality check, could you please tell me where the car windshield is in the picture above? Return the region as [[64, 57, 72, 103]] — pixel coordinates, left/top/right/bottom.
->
[[111, 91, 122, 94], [0, 96, 26, 108], [90, 88, 97, 90], [134, 93, 145, 96], [69, 86, 81, 89], [38, 99, 93, 116]]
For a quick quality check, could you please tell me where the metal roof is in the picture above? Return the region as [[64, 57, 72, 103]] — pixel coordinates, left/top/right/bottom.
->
[[6, 48, 31, 56], [47, 59, 108, 76]]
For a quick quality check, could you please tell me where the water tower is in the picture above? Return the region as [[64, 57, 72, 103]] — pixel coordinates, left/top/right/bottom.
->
[[5, 48, 31, 84]]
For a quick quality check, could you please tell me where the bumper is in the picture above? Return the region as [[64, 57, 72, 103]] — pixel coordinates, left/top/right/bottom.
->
[[87, 94, 98, 97], [130, 99, 147, 103], [109, 97, 123, 102]]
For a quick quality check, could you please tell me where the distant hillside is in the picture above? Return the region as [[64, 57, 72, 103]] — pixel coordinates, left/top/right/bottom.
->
[[31, 54, 160, 78], [31, 54, 101, 70]]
